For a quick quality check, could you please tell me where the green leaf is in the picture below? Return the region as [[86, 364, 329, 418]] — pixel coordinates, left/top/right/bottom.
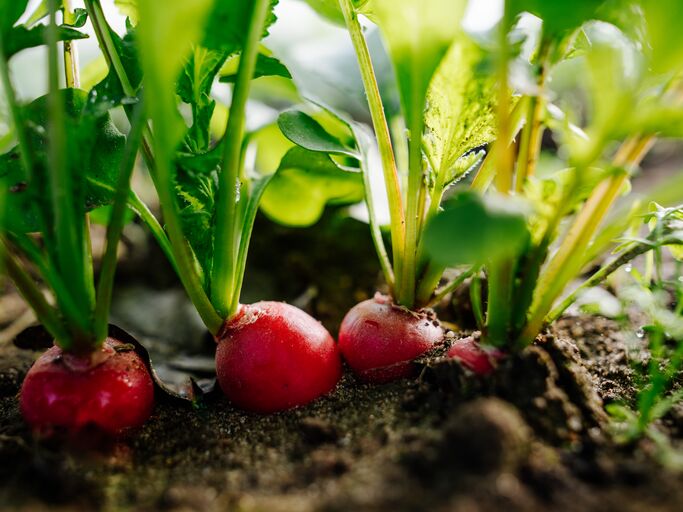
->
[[85, 25, 141, 117], [303, 0, 370, 25], [365, 0, 467, 133], [0, 0, 29, 33], [203, 0, 279, 55], [641, 0, 683, 75], [302, 0, 346, 24], [423, 190, 530, 266], [424, 34, 497, 186], [89, 204, 135, 226], [260, 146, 364, 227], [173, 147, 221, 283], [508, 0, 610, 38], [278, 110, 360, 158], [219, 53, 291, 83], [3, 23, 88, 60], [177, 47, 228, 153], [138, 0, 214, 100], [0, 89, 126, 234]]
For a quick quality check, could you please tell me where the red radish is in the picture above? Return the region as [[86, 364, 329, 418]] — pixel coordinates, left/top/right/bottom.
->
[[447, 336, 504, 376], [20, 337, 154, 436], [338, 294, 443, 383], [215, 301, 342, 413]]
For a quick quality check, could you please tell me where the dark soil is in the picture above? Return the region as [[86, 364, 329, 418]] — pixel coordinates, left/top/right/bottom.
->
[[1, 212, 682, 511]]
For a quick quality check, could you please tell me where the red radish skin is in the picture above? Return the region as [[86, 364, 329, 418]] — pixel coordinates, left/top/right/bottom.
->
[[20, 337, 154, 437], [447, 336, 505, 376], [338, 294, 443, 383], [215, 301, 342, 413]]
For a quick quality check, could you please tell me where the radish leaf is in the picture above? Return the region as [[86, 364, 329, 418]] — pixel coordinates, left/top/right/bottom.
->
[[260, 147, 364, 227], [424, 35, 497, 188], [423, 190, 529, 266], [0, 89, 126, 234], [364, 0, 467, 135]]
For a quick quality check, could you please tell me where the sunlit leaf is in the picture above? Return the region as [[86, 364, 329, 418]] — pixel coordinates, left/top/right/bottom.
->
[[219, 53, 291, 83], [278, 110, 360, 158], [260, 147, 364, 226], [365, 0, 467, 133], [424, 34, 497, 186]]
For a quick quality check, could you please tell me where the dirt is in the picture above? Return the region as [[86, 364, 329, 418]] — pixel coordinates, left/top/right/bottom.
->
[[1, 212, 683, 511]]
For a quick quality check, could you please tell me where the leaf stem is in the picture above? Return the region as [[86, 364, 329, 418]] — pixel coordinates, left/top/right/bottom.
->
[[515, 42, 550, 192], [94, 102, 145, 342], [0, 240, 72, 349], [359, 142, 395, 287], [212, 0, 271, 319], [127, 190, 176, 272], [339, 0, 405, 295], [48, 0, 93, 346], [494, 7, 513, 195], [62, 0, 81, 88], [547, 235, 680, 323], [485, 259, 514, 347], [470, 97, 528, 193], [399, 114, 425, 308], [521, 135, 655, 344]]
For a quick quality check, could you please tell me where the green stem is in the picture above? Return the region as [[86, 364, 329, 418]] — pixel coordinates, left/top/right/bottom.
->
[[485, 259, 514, 347], [8, 234, 88, 332], [547, 236, 680, 323], [84, 0, 173, 272], [399, 114, 425, 308], [521, 137, 654, 344], [494, 6, 513, 195], [515, 43, 549, 192], [229, 176, 273, 315], [127, 191, 176, 272], [470, 273, 484, 331], [360, 149, 394, 288], [470, 97, 528, 193], [339, 0, 405, 291], [47, 0, 93, 344], [212, 0, 270, 319], [94, 103, 145, 342], [415, 262, 446, 306], [0, 242, 71, 348], [85, 0, 134, 95], [62, 0, 81, 88]]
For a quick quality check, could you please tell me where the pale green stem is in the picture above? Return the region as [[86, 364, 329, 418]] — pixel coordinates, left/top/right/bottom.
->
[[338, 0, 405, 293], [62, 0, 81, 88], [521, 136, 655, 344], [94, 103, 145, 342], [212, 0, 270, 319]]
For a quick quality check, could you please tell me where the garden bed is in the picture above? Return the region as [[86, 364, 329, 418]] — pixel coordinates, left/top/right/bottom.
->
[[1, 216, 681, 512]]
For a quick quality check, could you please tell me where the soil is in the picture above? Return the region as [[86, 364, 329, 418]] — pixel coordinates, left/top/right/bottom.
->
[[1, 212, 683, 512]]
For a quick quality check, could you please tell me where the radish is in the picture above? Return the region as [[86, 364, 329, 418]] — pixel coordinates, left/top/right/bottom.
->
[[447, 336, 505, 376], [20, 337, 154, 436], [338, 294, 443, 383], [215, 301, 342, 413]]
